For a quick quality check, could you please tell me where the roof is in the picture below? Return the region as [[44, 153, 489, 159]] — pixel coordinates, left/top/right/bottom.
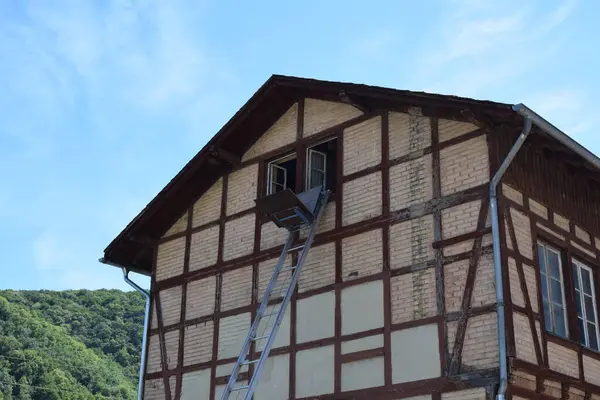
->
[[101, 74, 598, 274]]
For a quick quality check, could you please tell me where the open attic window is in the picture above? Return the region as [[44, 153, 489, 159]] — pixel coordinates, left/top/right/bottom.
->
[[306, 138, 337, 192], [267, 154, 297, 195]]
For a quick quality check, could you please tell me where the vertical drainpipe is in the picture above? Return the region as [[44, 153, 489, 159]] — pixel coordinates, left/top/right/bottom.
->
[[491, 116, 532, 400], [122, 267, 151, 400]]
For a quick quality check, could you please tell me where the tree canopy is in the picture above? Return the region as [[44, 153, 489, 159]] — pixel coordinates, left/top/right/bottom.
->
[[0, 290, 145, 399]]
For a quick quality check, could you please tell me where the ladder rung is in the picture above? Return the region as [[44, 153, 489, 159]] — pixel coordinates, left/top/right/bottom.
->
[[287, 244, 306, 252], [230, 385, 250, 392], [251, 335, 270, 341], [242, 359, 259, 365]]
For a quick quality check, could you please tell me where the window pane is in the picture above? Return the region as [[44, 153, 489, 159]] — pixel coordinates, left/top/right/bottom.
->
[[573, 264, 580, 290], [589, 323, 599, 350], [538, 244, 546, 271], [553, 306, 567, 337], [309, 170, 325, 188], [311, 151, 325, 171], [550, 278, 564, 305], [582, 268, 593, 295], [548, 250, 560, 279], [576, 291, 583, 318], [540, 273, 549, 301], [579, 318, 586, 345], [585, 295, 595, 321], [543, 301, 552, 332]]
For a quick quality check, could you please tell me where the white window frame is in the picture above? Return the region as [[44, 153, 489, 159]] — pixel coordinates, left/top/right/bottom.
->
[[306, 148, 327, 190], [573, 259, 600, 349], [538, 242, 569, 337], [267, 154, 295, 195]]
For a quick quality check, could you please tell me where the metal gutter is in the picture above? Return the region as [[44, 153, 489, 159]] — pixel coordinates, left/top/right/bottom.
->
[[99, 257, 150, 400], [491, 116, 533, 400]]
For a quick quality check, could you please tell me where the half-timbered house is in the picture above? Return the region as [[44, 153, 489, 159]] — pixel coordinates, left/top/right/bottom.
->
[[101, 75, 600, 400]]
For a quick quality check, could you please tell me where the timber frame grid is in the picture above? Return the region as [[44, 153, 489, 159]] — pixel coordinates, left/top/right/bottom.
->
[[498, 189, 600, 399], [144, 99, 510, 400]]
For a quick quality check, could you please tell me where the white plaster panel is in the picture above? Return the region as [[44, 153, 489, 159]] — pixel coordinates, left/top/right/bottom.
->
[[296, 346, 335, 397], [341, 280, 384, 335], [341, 356, 385, 391], [180, 369, 210, 400], [218, 312, 250, 359], [256, 306, 290, 350], [297, 292, 335, 343], [391, 324, 441, 383], [254, 354, 290, 400], [342, 334, 384, 354]]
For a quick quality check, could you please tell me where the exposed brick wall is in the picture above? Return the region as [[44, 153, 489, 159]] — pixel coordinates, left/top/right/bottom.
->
[[513, 312, 539, 365], [390, 215, 434, 269], [444, 259, 468, 313], [144, 377, 176, 400], [554, 212, 570, 232], [192, 178, 222, 228], [388, 111, 431, 160], [300, 201, 336, 239], [341, 229, 383, 281], [303, 98, 363, 137], [389, 154, 433, 211], [223, 214, 255, 261], [342, 171, 382, 226], [159, 285, 182, 327], [509, 208, 533, 260], [184, 321, 213, 366], [164, 212, 187, 237], [528, 198, 548, 219], [156, 237, 185, 281], [502, 184, 524, 206], [186, 276, 216, 320], [298, 242, 335, 293], [258, 255, 293, 300], [226, 164, 258, 216], [472, 253, 495, 308], [440, 135, 489, 196], [146, 334, 162, 373], [260, 221, 287, 251], [547, 340, 579, 378], [460, 312, 498, 369], [509, 258, 525, 309], [391, 268, 436, 323], [575, 225, 592, 244], [189, 225, 219, 272], [343, 116, 381, 175], [584, 355, 600, 386], [164, 330, 179, 369], [438, 119, 479, 143], [441, 388, 486, 399], [243, 103, 297, 161], [441, 200, 481, 239], [220, 265, 253, 311]]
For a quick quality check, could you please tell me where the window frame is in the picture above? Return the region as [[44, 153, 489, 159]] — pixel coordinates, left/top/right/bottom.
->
[[538, 241, 569, 338], [573, 258, 600, 350], [266, 153, 296, 195], [306, 148, 327, 190]]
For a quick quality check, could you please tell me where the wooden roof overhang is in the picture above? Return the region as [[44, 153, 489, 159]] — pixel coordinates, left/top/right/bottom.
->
[[101, 75, 599, 275]]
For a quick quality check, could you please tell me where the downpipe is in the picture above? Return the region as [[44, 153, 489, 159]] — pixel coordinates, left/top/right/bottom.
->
[[491, 116, 532, 400], [122, 267, 151, 400]]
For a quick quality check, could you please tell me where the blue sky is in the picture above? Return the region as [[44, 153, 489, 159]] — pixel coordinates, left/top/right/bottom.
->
[[1, 0, 598, 291]]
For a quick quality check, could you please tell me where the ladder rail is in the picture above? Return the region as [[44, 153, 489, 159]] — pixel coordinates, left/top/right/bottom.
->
[[221, 232, 296, 398], [243, 190, 329, 399], [220, 188, 329, 400]]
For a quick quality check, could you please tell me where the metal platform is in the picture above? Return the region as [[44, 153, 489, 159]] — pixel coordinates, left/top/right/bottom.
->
[[254, 186, 322, 231]]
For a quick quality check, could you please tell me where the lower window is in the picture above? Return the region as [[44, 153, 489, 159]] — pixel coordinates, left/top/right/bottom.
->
[[538, 243, 568, 338], [573, 259, 600, 350]]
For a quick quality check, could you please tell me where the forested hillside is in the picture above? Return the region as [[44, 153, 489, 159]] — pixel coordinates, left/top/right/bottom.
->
[[0, 290, 145, 399]]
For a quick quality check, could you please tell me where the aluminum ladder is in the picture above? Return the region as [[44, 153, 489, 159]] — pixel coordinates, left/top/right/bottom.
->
[[220, 186, 330, 400]]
